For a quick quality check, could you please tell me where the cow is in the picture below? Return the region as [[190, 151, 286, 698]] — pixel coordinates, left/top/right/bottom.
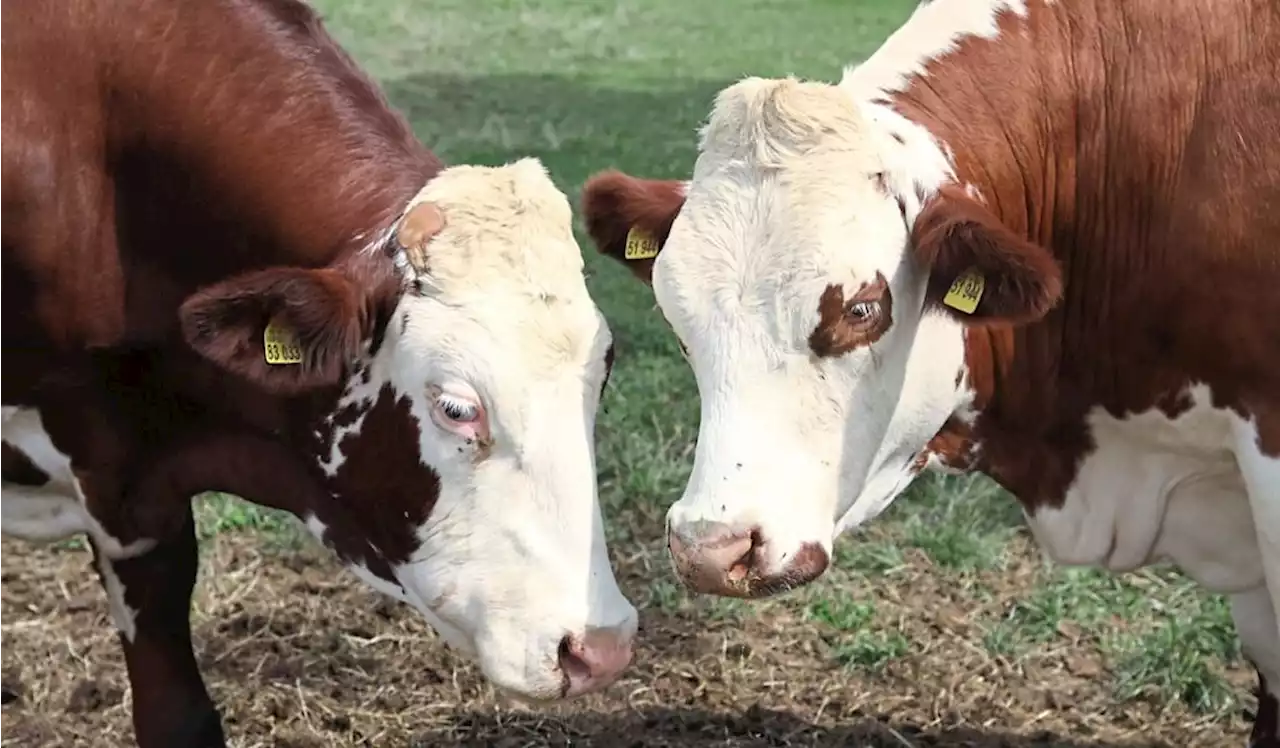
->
[[579, 0, 1280, 743], [1, 0, 638, 745]]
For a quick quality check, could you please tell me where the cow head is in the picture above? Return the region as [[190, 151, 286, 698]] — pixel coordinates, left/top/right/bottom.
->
[[582, 78, 1061, 599], [179, 159, 637, 699]]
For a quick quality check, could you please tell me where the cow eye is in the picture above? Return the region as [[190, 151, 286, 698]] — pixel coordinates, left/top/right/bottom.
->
[[437, 394, 479, 423], [846, 301, 880, 321]]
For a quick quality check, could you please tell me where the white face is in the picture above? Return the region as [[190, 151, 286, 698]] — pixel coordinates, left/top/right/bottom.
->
[[655, 169, 957, 582], [389, 290, 630, 699], [310, 159, 637, 700], [645, 78, 973, 596]]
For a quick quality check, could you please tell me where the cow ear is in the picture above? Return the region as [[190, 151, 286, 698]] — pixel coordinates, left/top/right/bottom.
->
[[179, 267, 368, 393], [395, 200, 446, 273], [581, 170, 686, 285], [912, 185, 1063, 325]]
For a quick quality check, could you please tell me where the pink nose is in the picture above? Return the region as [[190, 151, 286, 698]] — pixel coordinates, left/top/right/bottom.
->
[[667, 521, 829, 599], [557, 626, 633, 698]]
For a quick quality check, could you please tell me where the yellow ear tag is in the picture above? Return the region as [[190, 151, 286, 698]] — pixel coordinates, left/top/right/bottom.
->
[[263, 320, 304, 365], [942, 269, 985, 314], [623, 227, 660, 261]]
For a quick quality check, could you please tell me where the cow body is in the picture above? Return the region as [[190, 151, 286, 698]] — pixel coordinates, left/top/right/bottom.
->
[[581, 0, 1279, 741], [2, 1, 636, 745]]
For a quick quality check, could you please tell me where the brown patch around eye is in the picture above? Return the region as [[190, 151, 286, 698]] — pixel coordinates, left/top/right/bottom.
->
[[808, 271, 893, 358]]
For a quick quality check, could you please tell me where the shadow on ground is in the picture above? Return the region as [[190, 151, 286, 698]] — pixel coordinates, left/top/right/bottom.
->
[[411, 706, 1182, 748]]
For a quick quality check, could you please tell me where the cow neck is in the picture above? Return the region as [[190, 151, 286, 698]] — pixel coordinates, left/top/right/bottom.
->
[[105, 0, 434, 521], [892, 1, 1226, 503], [110, 0, 441, 278], [887, 3, 1087, 500]]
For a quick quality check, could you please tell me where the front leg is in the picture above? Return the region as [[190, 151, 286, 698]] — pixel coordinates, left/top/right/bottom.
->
[[1232, 587, 1280, 748], [1232, 412, 1280, 748], [93, 512, 225, 748]]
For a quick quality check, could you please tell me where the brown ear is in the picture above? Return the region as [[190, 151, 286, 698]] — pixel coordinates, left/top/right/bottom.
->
[[179, 267, 371, 393], [912, 185, 1063, 325], [581, 170, 686, 285]]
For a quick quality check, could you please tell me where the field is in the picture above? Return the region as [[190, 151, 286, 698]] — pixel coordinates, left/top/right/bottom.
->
[[0, 0, 1256, 746]]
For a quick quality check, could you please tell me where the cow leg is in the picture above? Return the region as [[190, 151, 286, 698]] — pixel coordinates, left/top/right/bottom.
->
[[93, 511, 225, 748], [1233, 412, 1280, 748], [1232, 587, 1280, 747]]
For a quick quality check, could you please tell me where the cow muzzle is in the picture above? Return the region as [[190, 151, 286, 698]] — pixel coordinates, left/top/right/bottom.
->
[[557, 625, 634, 698], [666, 519, 830, 599]]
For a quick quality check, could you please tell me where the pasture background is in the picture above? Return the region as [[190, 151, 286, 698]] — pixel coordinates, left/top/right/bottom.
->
[[0, 0, 1252, 745]]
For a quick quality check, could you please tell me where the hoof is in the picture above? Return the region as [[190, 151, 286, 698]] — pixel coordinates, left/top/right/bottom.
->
[[182, 705, 226, 748], [1251, 672, 1278, 748], [153, 703, 225, 748]]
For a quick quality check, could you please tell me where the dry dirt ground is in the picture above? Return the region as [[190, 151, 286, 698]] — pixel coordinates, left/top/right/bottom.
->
[[1, 526, 1254, 748]]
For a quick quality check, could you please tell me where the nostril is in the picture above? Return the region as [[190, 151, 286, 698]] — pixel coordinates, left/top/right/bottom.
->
[[667, 522, 761, 593], [558, 629, 632, 698], [667, 527, 686, 557], [787, 542, 831, 583], [725, 532, 760, 583], [557, 633, 591, 685]]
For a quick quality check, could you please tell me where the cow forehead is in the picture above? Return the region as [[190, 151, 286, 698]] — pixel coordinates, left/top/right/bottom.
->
[[389, 158, 607, 368], [394, 291, 608, 395], [402, 158, 588, 301], [696, 76, 879, 168], [656, 89, 906, 349], [671, 161, 896, 268]]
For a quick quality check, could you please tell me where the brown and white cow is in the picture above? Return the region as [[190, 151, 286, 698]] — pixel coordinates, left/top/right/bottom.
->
[[1, 0, 636, 745], [581, 0, 1279, 742]]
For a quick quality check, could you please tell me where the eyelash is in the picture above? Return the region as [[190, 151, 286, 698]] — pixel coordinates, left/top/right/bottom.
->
[[438, 395, 478, 422], [847, 301, 879, 320]]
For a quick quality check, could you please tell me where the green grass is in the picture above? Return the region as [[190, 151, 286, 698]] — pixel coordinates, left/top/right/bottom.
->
[[832, 630, 912, 671], [1104, 584, 1241, 713], [895, 474, 1022, 571], [807, 597, 910, 670], [194, 0, 1243, 721]]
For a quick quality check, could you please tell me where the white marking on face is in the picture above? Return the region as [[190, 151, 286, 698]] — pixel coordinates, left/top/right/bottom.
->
[[652, 72, 974, 571], [301, 514, 477, 653], [315, 349, 379, 478], [1028, 384, 1263, 593], [311, 160, 637, 699]]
